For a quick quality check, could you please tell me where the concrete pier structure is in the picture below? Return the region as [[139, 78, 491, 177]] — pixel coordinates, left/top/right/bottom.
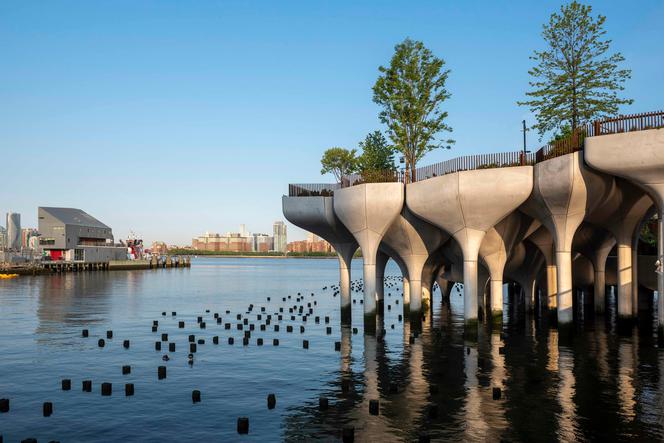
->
[[407, 167, 532, 326], [282, 195, 357, 324], [333, 183, 404, 333], [285, 111, 664, 334], [585, 126, 664, 331]]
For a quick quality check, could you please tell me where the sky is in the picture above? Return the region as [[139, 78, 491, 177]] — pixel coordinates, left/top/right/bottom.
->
[[1, 0, 663, 245]]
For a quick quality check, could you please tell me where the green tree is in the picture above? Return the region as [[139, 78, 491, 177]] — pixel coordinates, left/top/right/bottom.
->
[[373, 38, 453, 183], [518, 1, 632, 138], [320, 147, 357, 183], [357, 131, 396, 172]]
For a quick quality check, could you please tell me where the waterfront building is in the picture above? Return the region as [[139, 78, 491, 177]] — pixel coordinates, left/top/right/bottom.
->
[[273, 221, 287, 252], [192, 230, 252, 252], [251, 233, 274, 253], [6, 212, 21, 251], [287, 236, 333, 253], [37, 207, 125, 262], [20, 228, 39, 250], [150, 241, 169, 255], [0, 226, 6, 250]]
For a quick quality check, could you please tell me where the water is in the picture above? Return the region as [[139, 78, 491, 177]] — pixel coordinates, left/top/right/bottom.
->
[[1, 257, 664, 442]]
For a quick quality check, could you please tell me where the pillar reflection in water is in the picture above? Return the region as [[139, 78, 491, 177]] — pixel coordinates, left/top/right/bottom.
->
[[551, 329, 578, 442], [617, 333, 637, 421], [463, 343, 489, 440]]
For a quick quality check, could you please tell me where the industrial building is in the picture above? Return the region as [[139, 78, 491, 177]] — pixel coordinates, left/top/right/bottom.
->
[[37, 207, 126, 263]]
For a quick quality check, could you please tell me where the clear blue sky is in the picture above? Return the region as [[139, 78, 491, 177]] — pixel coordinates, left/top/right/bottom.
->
[[1, 1, 662, 245]]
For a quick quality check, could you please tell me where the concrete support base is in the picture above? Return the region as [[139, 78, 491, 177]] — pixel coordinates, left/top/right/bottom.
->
[[463, 260, 479, 325], [556, 251, 574, 325]]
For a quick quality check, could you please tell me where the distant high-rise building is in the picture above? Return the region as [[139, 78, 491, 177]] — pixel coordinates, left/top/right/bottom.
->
[[6, 212, 21, 251], [0, 226, 6, 250], [273, 221, 287, 252]]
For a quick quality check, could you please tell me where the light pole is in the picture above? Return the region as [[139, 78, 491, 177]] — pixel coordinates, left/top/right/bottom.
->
[[521, 120, 531, 165]]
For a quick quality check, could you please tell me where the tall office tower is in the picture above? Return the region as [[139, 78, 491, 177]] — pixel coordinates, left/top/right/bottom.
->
[[6, 212, 21, 251], [273, 221, 287, 253]]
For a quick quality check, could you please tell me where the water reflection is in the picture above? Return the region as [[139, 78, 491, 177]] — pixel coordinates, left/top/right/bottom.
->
[[2, 259, 664, 442]]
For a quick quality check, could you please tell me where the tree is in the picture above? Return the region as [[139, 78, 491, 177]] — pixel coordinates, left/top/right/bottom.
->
[[357, 131, 396, 172], [518, 1, 633, 138], [320, 147, 357, 183], [373, 38, 453, 183]]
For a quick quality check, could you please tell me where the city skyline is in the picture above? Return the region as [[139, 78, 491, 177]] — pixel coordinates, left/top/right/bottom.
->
[[2, 1, 663, 245]]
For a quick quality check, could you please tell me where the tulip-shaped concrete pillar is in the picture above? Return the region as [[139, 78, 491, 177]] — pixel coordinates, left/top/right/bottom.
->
[[375, 250, 390, 313], [584, 178, 653, 320], [379, 208, 447, 323], [524, 152, 612, 325], [407, 167, 533, 326], [586, 128, 664, 331], [282, 195, 357, 324], [479, 212, 538, 323], [571, 225, 615, 314], [334, 183, 404, 333]]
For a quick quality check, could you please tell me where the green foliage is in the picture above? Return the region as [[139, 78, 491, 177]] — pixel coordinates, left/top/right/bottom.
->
[[640, 220, 657, 248], [372, 38, 453, 182], [357, 131, 396, 172], [518, 1, 633, 138], [320, 147, 358, 183]]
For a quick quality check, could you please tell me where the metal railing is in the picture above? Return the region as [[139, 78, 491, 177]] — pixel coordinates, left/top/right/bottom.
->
[[288, 183, 340, 197], [588, 110, 664, 136], [534, 129, 585, 163], [342, 169, 405, 187], [414, 151, 534, 181], [535, 110, 664, 162], [288, 110, 663, 194]]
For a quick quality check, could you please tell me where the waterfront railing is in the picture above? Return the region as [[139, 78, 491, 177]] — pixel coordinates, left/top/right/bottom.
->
[[288, 183, 340, 197], [288, 110, 664, 193]]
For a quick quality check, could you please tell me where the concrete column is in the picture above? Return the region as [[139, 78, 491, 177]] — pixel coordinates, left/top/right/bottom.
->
[[594, 269, 606, 314], [631, 236, 639, 318], [403, 276, 410, 312], [362, 258, 377, 333], [659, 214, 664, 335], [375, 251, 389, 314], [617, 243, 633, 320], [410, 278, 423, 323], [463, 260, 479, 323], [338, 251, 352, 325], [556, 250, 574, 324], [490, 279, 503, 318], [525, 280, 536, 312], [546, 264, 558, 311]]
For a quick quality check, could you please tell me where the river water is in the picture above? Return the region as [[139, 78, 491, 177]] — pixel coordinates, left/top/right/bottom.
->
[[1, 257, 663, 442]]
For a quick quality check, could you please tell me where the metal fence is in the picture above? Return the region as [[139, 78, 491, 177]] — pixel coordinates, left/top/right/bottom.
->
[[535, 110, 664, 163], [288, 183, 340, 197], [414, 151, 534, 181], [588, 110, 664, 136], [288, 110, 664, 194]]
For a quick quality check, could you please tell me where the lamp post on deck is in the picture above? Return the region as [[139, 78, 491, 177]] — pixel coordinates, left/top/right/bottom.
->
[[521, 120, 531, 165]]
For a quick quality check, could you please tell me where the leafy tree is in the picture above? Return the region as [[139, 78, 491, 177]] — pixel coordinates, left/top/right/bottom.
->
[[357, 131, 396, 172], [320, 147, 357, 183], [518, 1, 633, 138], [373, 38, 453, 183]]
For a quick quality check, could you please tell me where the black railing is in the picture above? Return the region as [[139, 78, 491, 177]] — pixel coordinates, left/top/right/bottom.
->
[[342, 170, 405, 188], [288, 183, 340, 197], [288, 110, 664, 194], [413, 151, 534, 181]]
